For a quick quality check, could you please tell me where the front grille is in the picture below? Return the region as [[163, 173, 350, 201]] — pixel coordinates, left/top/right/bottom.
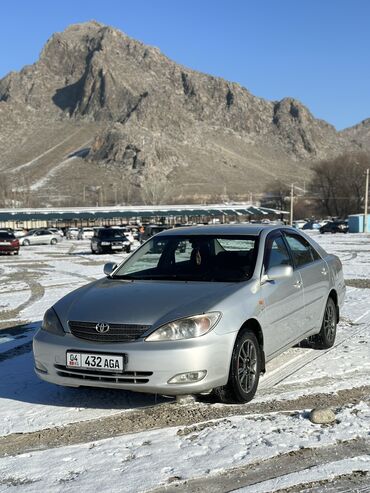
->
[[68, 321, 151, 343], [55, 364, 152, 384]]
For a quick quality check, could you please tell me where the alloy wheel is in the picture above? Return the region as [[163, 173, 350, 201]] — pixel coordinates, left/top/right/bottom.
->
[[324, 301, 336, 343], [237, 340, 257, 393]]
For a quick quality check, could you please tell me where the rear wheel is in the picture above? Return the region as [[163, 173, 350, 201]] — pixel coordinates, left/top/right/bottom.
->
[[311, 297, 337, 349], [214, 330, 261, 404], [23, 239, 30, 246], [50, 238, 57, 245]]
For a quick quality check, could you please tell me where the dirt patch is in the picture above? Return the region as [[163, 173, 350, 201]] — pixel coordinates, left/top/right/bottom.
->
[[151, 438, 370, 493], [346, 278, 370, 289], [0, 386, 369, 458]]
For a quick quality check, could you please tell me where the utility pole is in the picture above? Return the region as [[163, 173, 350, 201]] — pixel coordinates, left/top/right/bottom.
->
[[290, 183, 294, 226], [364, 168, 369, 232]]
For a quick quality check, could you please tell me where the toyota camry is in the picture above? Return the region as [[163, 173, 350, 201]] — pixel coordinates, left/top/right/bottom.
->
[[33, 225, 345, 403]]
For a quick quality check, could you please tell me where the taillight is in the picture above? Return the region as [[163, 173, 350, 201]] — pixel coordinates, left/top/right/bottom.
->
[[11, 239, 19, 247]]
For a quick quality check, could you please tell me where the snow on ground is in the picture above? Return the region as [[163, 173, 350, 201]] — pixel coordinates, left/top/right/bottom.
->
[[0, 232, 369, 491], [0, 402, 369, 492]]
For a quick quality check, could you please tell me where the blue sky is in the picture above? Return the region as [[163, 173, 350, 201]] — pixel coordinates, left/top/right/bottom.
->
[[1, 0, 369, 129]]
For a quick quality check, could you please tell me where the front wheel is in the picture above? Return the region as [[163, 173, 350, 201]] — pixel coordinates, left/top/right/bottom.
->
[[214, 330, 261, 404], [50, 238, 57, 245], [311, 297, 337, 349], [23, 239, 30, 246]]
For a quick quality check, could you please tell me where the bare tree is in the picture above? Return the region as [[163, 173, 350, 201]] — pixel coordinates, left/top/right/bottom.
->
[[262, 179, 291, 210], [311, 152, 370, 217], [0, 173, 10, 207]]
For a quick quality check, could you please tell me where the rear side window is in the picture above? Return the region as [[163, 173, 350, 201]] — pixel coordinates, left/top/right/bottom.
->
[[284, 233, 320, 268]]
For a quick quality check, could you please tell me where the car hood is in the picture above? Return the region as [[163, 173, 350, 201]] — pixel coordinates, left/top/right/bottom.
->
[[54, 277, 243, 330]]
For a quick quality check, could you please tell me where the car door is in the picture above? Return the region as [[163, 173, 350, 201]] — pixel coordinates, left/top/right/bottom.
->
[[259, 231, 305, 358], [283, 232, 330, 335], [33, 231, 43, 245], [43, 231, 53, 244]]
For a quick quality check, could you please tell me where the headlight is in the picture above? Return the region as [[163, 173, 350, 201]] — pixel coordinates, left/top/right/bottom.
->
[[145, 312, 221, 342], [41, 308, 65, 336]]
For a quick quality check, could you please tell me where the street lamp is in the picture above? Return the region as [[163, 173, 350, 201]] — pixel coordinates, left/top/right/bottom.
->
[[290, 183, 294, 226], [364, 169, 369, 233]]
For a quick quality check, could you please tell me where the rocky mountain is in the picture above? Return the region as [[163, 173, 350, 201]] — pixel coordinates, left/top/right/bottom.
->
[[0, 21, 368, 207]]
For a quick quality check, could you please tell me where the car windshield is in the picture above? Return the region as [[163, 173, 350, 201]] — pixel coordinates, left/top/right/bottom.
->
[[99, 229, 125, 239], [113, 235, 258, 282]]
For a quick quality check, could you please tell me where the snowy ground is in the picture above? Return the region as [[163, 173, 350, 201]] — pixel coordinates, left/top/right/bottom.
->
[[0, 233, 369, 492]]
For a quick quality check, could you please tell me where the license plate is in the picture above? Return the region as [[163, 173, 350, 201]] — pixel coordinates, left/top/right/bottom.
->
[[66, 352, 124, 372], [111, 245, 122, 250]]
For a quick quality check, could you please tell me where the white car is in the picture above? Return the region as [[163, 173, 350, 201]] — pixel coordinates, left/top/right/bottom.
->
[[77, 228, 95, 240], [66, 228, 79, 240], [21, 230, 60, 246], [13, 228, 27, 238], [48, 227, 64, 237]]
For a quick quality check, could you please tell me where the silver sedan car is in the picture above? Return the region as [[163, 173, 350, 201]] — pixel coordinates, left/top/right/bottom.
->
[[33, 225, 345, 403]]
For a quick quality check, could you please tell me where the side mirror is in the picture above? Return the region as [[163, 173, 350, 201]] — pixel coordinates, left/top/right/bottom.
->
[[103, 262, 117, 276], [262, 265, 293, 283]]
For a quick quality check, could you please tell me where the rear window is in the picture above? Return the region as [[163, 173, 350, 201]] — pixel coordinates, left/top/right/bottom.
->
[[98, 229, 125, 239], [0, 232, 15, 239]]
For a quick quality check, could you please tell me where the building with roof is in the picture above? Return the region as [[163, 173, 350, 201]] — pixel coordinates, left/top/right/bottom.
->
[[0, 203, 288, 229]]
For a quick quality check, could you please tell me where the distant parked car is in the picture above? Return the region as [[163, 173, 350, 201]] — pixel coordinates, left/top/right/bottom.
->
[[21, 229, 60, 246], [77, 227, 95, 240], [319, 221, 348, 234], [91, 228, 131, 254], [142, 224, 171, 242], [292, 220, 307, 229], [66, 228, 79, 240], [302, 220, 321, 230], [13, 228, 27, 238], [48, 227, 64, 237], [0, 231, 20, 255]]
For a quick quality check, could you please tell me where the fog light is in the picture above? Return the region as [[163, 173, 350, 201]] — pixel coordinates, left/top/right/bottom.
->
[[168, 370, 207, 384], [35, 360, 48, 373]]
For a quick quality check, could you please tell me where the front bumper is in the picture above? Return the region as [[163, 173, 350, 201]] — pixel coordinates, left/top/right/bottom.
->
[[33, 328, 234, 395]]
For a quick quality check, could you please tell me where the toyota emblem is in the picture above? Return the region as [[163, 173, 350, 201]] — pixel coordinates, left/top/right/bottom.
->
[[95, 322, 110, 333]]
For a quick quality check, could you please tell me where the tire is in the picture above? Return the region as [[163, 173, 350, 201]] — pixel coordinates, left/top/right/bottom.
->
[[50, 238, 57, 245], [23, 239, 30, 246], [214, 330, 261, 404], [125, 245, 131, 254], [14, 250, 19, 255], [311, 297, 337, 349]]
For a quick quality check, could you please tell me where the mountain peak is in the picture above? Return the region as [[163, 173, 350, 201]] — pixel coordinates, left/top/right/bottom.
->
[[0, 21, 368, 207]]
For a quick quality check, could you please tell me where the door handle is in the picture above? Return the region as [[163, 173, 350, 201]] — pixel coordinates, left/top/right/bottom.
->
[[293, 280, 302, 288]]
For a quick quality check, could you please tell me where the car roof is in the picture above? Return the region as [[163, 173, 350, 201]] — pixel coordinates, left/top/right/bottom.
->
[[155, 224, 284, 236]]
